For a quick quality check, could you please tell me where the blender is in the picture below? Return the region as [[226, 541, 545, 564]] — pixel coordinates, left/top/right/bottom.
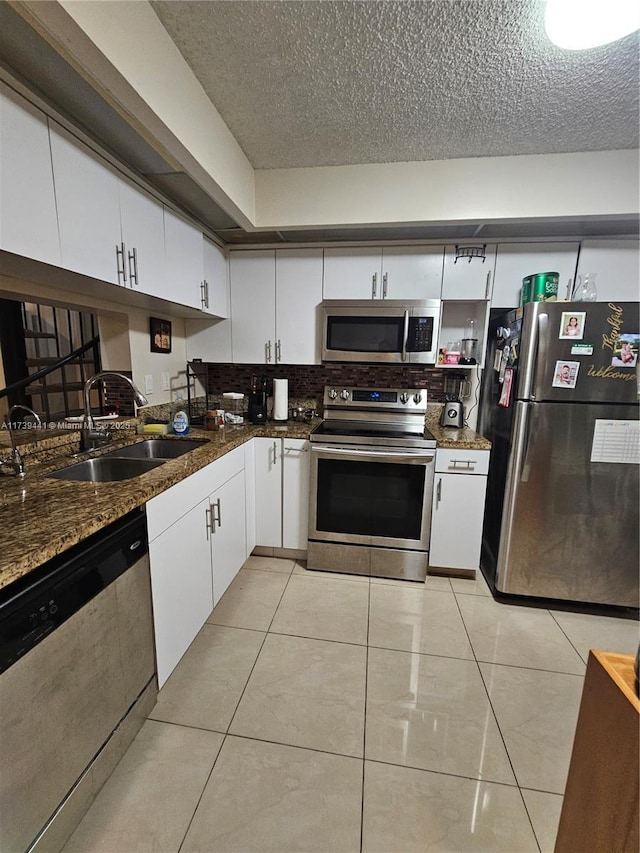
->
[[460, 318, 478, 365], [440, 372, 471, 428]]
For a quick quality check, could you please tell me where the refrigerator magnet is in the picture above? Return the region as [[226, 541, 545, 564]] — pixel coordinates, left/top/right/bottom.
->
[[610, 334, 639, 367], [552, 361, 580, 389], [498, 368, 514, 406], [570, 342, 594, 356], [559, 311, 586, 340]]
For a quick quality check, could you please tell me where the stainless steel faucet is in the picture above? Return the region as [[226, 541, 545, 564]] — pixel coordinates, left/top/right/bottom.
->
[[1, 404, 42, 477], [81, 372, 148, 452]]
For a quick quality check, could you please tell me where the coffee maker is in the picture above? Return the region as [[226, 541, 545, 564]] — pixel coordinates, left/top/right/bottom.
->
[[248, 375, 268, 424]]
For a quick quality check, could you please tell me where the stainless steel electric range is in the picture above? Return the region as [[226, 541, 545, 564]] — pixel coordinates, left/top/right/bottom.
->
[[307, 386, 436, 581]]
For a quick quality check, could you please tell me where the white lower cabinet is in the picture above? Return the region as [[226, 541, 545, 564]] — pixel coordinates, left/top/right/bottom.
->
[[147, 446, 246, 686], [428, 449, 489, 574], [254, 437, 310, 550], [148, 495, 213, 687], [282, 440, 311, 549], [209, 469, 246, 604]]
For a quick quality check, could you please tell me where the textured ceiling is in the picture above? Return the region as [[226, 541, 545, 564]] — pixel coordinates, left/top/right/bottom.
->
[[150, 0, 639, 170]]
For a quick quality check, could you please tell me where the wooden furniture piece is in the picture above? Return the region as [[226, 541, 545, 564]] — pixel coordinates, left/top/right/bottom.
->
[[555, 649, 639, 853]]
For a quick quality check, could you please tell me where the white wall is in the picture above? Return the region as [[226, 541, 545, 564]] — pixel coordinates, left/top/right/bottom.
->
[[15, 2, 640, 235], [254, 150, 640, 229], [0, 272, 187, 405]]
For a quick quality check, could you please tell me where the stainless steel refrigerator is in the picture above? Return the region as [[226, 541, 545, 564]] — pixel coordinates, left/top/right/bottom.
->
[[478, 301, 639, 609]]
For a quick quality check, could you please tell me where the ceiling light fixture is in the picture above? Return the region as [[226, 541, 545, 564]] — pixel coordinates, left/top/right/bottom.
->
[[544, 0, 640, 49]]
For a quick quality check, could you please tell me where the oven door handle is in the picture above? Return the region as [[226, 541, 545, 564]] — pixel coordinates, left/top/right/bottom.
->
[[312, 445, 434, 464]]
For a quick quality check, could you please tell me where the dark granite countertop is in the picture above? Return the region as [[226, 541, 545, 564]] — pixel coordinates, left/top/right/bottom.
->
[[0, 415, 490, 591], [0, 422, 311, 592]]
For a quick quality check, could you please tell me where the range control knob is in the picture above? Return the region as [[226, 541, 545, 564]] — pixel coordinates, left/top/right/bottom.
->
[[340, 389, 350, 400], [413, 392, 422, 404], [400, 393, 410, 404], [328, 389, 338, 400]]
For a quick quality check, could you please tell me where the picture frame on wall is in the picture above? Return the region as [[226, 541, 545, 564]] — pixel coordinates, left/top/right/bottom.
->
[[150, 317, 172, 354]]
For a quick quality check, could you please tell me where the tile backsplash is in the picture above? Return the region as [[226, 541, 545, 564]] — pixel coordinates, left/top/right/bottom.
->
[[198, 363, 447, 405]]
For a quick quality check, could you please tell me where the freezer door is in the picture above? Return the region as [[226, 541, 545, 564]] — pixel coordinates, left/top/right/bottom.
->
[[496, 401, 639, 607], [517, 301, 640, 404]]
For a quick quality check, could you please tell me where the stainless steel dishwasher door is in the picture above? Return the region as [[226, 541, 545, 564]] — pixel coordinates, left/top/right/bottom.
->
[[0, 550, 156, 853]]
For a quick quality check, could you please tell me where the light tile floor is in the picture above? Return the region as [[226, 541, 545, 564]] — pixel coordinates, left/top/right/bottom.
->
[[63, 557, 640, 853]]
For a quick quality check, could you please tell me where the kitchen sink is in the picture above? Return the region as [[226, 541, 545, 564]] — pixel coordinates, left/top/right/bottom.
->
[[104, 438, 208, 460], [46, 457, 167, 482]]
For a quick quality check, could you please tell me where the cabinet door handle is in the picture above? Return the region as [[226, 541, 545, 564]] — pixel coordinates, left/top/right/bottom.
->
[[372, 273, 377, 299], [276, 339, 282, 362], [206, 504, 214, 538], [127, 247, 138, 286], [272, 441, 278, 466], [213, 497, 221, 529], [200, 280, 209, 310], [116, 243, 127, 284], [485, 270, 492, 299], [382, 272, 388, 298], [436, 477, 442, 508], [266, 340, 272, 362], [284, 445, 308, 453]]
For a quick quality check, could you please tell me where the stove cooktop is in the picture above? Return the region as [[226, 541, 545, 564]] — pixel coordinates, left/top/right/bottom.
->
[[310, 419, 436, 449]]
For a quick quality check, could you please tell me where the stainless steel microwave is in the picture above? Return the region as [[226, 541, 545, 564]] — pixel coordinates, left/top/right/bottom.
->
[[320, 299, 441, 364]]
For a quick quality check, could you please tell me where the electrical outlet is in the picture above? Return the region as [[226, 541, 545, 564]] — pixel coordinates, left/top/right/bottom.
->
[[162, 372, 170, 391], [144, 374, 154, 395]]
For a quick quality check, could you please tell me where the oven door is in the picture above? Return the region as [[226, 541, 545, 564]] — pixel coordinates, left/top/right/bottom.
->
[[308, 443, 435, 551]]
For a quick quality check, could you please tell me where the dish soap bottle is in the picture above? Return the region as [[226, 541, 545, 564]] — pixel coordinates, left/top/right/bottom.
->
[[171, 400, 190, 436]]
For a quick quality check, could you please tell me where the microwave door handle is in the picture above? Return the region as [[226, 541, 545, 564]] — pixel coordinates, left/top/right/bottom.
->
[[401, 310, 409, 362]]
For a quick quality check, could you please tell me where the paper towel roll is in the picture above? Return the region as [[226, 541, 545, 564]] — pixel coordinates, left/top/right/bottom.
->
[[273, 378, 288, 421]]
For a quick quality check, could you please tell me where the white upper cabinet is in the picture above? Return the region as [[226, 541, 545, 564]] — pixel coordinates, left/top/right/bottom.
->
[[50, 122, 122, 284], [575, 239, 639, 302], [492, 242, 580, 308], [230, 250, 277, 363], [381, 246, 444, 299], [323, 246, 443, 300], [442, 243, 497, 300], [323, 247, 382, 299], [230, 249, 322, 364], [184, 239, 231, 361], [0, 87, 60, 266], [163, 207, 205, 309], [118, 178, 167, 297], [275, 248, 323, 364], [202, 238, 229, 317]]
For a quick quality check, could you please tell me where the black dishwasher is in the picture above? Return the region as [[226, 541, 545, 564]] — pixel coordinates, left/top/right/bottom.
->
[[0, 508, 148, 674], [0, 508, 158, 853]]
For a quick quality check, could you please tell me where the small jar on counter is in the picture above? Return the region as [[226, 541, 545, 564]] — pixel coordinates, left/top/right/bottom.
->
[[204, 410, 220, 431], [222, 392, 245, 426]]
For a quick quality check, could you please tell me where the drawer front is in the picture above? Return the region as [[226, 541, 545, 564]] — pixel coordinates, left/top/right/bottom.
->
[[435, 449, 489, 475]]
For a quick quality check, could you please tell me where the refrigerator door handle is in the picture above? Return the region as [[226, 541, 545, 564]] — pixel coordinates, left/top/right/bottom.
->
[[518, 303, 547, 400], [499, 401, 532, 580], [531, 311, 549, 400]]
